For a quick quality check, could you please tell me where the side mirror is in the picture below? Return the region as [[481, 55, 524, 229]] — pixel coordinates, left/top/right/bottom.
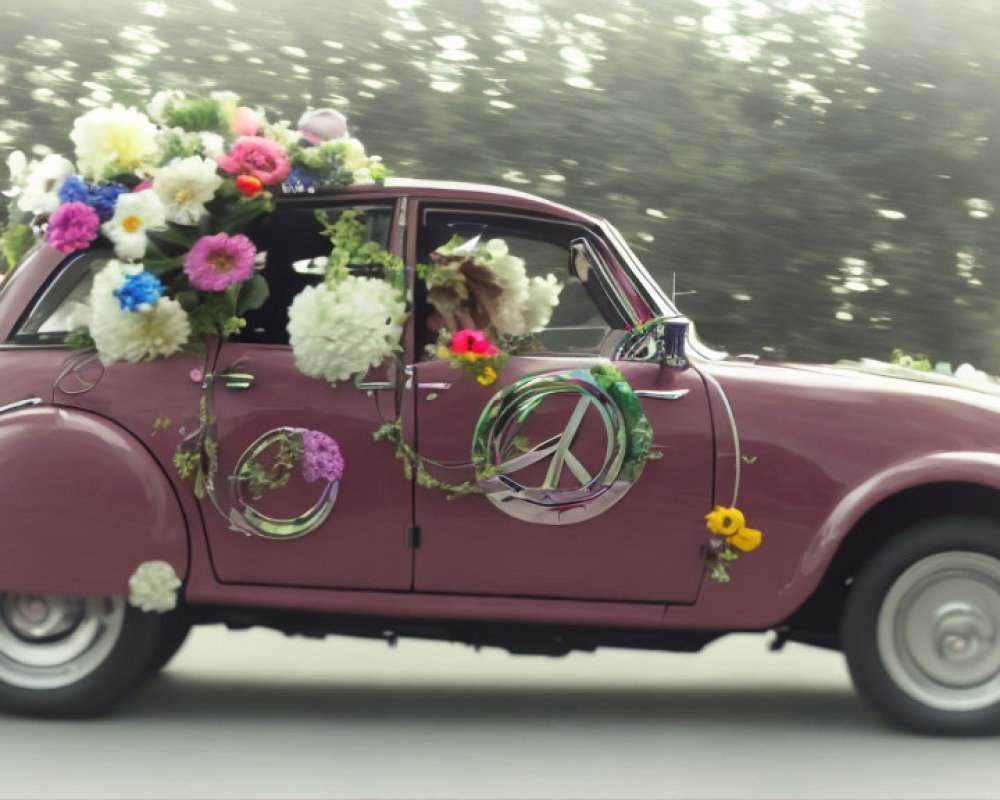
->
[[614, 317, 689, 368]]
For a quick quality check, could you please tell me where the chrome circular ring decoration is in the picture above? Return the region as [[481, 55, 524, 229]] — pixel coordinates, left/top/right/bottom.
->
[[228, 427, 339, 540], [0, 594, 125, 690], [877, 551, 1000, 711], [471, 368, 650, 525]]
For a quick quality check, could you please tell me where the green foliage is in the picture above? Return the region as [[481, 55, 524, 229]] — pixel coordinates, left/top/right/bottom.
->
[[0, 224, 35, 272], [63, 327, 95, 349], [891, 348, 933, 372], [374, 420, 484, 499], [315, 209, 404, 284], [163, 96, 229, 135], [236, 431, 305, 499]]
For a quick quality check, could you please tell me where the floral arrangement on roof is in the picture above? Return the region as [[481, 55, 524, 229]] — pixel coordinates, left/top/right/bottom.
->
[[1, 91, 389, 364]]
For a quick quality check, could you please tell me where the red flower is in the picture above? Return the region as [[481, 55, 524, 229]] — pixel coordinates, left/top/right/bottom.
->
[[450, 329, 499, 357], [235, 175, 263, 197]]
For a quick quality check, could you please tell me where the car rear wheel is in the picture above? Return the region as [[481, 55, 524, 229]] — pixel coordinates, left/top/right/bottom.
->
[[842, 516, 1000, 735], [0, 593, 163, 718]]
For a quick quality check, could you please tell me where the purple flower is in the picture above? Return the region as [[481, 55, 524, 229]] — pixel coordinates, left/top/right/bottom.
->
[[58, 175, 129, 222], [300, 430, 345, 484], [46, 202, 100, 253], [183, 233, 257, 292], [114, 270, 164, 312]]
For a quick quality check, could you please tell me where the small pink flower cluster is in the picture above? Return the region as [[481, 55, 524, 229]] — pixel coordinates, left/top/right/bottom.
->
[[300, 430, 345, 484]]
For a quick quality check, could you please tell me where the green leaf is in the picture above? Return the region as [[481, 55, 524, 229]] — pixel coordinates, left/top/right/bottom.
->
[[214, 193, 273, 234], [149, 223, 201, 250], [0, 224, 36, 272], [235, 273, 269, 315]]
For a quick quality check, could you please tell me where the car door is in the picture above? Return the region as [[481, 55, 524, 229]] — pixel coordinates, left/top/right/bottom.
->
[[405, 205, 714, 603], [194, 199, 413, 590]]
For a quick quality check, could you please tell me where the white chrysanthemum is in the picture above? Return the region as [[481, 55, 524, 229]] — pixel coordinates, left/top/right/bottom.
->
[[101, 189, 167, 260], [89, 260, 190, 364], [146, 89, 185, 124], [4, 151, 75, 215], [523, 274, 564, 332], [152, 156, 222, 225], [128, 560, 182, 613], [288, 277, 406, 384], [71, 104, 160, 181]]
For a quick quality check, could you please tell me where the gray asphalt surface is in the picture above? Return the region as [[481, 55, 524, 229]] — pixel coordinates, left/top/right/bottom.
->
[[0, 626, 997, 799]]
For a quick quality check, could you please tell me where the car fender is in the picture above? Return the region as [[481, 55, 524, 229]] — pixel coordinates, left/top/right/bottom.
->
[[802, 451, 1000, 578], [0, 405, 188, 598]]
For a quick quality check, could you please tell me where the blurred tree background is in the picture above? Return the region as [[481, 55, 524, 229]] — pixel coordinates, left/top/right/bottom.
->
[[0, 0, 997, 367]]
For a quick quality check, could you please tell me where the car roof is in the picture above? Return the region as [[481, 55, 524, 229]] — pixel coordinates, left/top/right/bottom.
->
[[280, 177, 604, 227]]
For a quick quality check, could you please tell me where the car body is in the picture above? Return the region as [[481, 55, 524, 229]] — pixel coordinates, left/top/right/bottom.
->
[[3, 178, 1000, 732]]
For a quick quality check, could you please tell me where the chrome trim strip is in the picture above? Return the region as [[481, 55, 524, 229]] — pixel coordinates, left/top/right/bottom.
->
[[0, 397, 42, 415], [700, 370, 742, 508], [634, 389, 689, 401]]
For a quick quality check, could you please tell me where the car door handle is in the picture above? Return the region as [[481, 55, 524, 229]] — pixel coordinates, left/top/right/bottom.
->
[[634, 389, 689, 400], [220, 371, 254, 390], [417, 382, 452, 391]]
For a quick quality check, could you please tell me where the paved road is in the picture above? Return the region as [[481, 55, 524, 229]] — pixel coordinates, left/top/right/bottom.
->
[[0, 626, 997, 799]]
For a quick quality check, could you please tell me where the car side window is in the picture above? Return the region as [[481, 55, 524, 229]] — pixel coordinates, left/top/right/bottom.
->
[[240, 202, 395, 344], [14, 251, 110, 344], [415, 208, 622, 356]]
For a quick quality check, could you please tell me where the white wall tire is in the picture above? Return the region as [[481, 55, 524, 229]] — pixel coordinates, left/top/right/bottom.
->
[[0, 593, 164, 718], [842, 517, 1000, 735]]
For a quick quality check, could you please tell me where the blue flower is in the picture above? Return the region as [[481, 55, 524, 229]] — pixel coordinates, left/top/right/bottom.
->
[[114, 271, 164, 312], [282, 167, 320, 194], [59, 176, 130, 222]]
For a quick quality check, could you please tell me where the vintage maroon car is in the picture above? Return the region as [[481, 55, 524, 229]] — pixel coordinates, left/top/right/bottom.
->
[[2, 178, 1000, 734]]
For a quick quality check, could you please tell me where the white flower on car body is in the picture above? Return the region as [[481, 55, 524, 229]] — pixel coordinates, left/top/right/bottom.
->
[[287, 275, 406, 384], [88, 260, 191, 364], [128, 560, 182, 613], [101, 189, 167, 260], [3, 151, 75, 215], [152, 156, 223, 226]]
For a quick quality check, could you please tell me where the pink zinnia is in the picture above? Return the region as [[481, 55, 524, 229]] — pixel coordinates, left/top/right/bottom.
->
[[184, 233, 257, 291], [46, 202, 100, 254], [216, 136, 290, 186], [451, 329, 499, 357]]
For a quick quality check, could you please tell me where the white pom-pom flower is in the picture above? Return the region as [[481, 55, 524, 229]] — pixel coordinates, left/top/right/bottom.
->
[[128, 560, 182, 613], [523, 274, 563, 332], [70, 104, 160, 181], [88, 260, 191, 364], [287, 276, 406, 384], [152, 156, 223, 226], [101, 189, 167, 260]]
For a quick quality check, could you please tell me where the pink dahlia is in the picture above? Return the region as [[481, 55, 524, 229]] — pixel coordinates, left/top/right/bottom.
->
[[300, 430, 345, 484], [216, 136, 290, 185], [46, 202, 100, 253], [184, 233, 256, 291]]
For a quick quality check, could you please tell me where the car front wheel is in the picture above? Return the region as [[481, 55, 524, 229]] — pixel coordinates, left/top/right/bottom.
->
[[0, 593, 163, 718], [842, 516, 1000, 735]]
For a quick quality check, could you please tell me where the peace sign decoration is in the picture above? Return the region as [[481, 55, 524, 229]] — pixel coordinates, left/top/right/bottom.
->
[[472, 366, 654, 525]]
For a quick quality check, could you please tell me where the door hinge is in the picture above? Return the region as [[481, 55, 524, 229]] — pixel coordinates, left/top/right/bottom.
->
[[405, 525, 421, 549]]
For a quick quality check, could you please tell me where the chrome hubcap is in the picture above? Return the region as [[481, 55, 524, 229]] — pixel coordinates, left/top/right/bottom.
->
[[0, 594, 125, 689], [877, 552, 1000, 711]]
